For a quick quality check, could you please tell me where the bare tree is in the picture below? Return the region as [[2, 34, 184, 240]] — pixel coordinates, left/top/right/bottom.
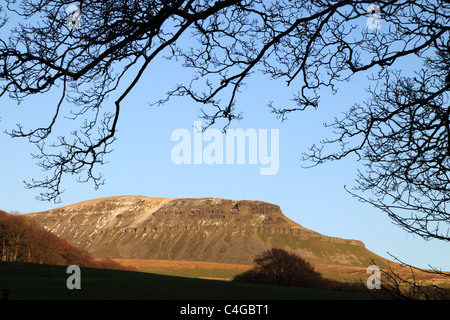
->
[[0, 0, 449, 252], [365, 257, 450, 300], [304, 40, 450, 239], [2, 0, 248, 202], [301, 8, 450, 242]]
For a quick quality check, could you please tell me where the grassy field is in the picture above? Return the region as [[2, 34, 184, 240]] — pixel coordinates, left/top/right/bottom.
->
[[112, 258, 372, 282], [112, 258, 253, 280], [111, 258, 450, 296], [113, 258, 450, 286], [0, 261, 373, 300]]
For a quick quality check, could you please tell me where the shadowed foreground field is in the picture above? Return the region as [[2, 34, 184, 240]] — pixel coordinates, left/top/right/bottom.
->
[[112, 258, 450, 288], [0, 261, 373, 300]]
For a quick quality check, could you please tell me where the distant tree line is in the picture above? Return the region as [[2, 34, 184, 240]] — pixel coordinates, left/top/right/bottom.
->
[[0, 210, 127, 270]]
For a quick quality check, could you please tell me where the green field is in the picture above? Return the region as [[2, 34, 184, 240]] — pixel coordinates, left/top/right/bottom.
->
[[0, 261, 374, 300], [139, 267, 242, 280]]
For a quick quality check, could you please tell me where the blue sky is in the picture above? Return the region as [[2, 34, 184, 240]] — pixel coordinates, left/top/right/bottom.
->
[[1, 3, 449, 272]]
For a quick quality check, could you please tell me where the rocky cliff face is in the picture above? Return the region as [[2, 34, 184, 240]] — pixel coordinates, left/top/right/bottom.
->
[[25, 196, 386, 266]]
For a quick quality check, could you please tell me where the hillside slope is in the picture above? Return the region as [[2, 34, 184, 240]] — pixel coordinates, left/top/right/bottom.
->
[[0, 209, 126, 270], [25, 196, 390, 267]]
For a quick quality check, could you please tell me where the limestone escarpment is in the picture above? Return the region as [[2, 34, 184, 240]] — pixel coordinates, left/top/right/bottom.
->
[[25, 196, 386, 267]]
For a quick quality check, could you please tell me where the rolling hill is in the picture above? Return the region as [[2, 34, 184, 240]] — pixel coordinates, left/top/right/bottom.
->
[[24, 195, 390, 268]]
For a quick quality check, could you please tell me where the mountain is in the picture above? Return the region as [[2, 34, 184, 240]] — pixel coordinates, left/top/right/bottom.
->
[[24, 196, 390, 267]]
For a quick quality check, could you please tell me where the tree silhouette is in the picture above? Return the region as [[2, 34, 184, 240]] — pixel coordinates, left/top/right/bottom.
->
[[233, 248, 324, 288], [304, 40, 450, 243], [0, 1, 449, 243]]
